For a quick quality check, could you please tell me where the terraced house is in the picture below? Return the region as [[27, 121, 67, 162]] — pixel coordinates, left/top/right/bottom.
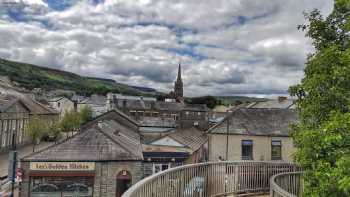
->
[[208, 108, 298, 162]]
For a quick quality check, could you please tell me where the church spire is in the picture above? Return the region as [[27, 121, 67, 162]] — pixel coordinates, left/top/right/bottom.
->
[[174, 62, 183, 98], [177, 63, 182, 81]]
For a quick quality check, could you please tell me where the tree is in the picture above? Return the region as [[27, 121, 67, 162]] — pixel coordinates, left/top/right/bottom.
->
[[289, 1, 350, 196], [48, 121, 62, 144], [60, 110, 81, 138], [27, 116, 47, 152], [79, 106, 93, 124]]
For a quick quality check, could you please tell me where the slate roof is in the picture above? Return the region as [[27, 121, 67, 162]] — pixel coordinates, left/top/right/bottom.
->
[[182, 104, 210, 112], [22, 119, 143, 161], [246, 99, 295, 109], [144, 127, 208, 153], [139, 117, 176, 128], [168, 127, 208, 152], [0, 95, 20, 112], [0, 94, 58, 115], [111, 94, 157, 101], [208, 108, 298, 137], [90, 94, 107, 106], [20, 96, 58, 115], [48, 97, 66, 102]]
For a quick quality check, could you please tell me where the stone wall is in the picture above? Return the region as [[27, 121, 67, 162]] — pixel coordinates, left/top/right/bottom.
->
[[19, 161, 144, 197]]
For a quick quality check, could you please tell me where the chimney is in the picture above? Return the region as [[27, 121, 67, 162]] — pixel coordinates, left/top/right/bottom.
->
[[278, 96, 288, 102]]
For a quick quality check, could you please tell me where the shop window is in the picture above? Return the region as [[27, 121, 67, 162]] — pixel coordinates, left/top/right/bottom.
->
[[30, 176, 93, 197], [153, 163, 170, 174], [271, 140, 282, 160], [241, 140, 253, 160]]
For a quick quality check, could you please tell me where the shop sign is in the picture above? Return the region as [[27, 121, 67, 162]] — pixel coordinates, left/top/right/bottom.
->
[[30, 162, 95, 171]]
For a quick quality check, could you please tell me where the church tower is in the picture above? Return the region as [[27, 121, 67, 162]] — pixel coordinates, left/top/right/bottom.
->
[[174, 63, 183, 98]]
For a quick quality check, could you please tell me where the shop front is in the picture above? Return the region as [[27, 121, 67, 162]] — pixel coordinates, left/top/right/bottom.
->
[[19, 112, 145, 197], [28, 162, 95, 197]]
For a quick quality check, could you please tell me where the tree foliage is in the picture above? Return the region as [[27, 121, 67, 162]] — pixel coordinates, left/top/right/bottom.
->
[[60, 110, 82, 134], [289, 1, 350, 196], [79, 106, 93, 124], [27, 116, 48, 152]]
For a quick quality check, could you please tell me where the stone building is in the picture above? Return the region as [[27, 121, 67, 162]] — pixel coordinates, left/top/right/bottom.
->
[[0, 95, 30, 152], [106, 64, 210, 130], [48, 96, 75, 117], [173, 63, 183, 99], [0, 95, 58, 152], [106, 97, 210, 130], [208, 108, 298, 162], [20, 110, 144, 197], [142, 126, 208, 177]]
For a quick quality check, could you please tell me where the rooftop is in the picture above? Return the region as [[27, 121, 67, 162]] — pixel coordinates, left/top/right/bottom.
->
[[209, 108, 298, 137]]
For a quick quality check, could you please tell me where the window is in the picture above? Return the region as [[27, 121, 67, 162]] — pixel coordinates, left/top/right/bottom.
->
[[153, 163, 170, 174], [57, 102, 60, 108], [271, 140, 282, 160], [241, 140, 253, 160], [30, 176, 93, 197]]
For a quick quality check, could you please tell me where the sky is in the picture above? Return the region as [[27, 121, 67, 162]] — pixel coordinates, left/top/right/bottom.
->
[[0, 0, 333, 97]]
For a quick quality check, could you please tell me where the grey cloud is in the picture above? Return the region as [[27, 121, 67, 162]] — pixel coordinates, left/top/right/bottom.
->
[[0, 0, 334, 97]]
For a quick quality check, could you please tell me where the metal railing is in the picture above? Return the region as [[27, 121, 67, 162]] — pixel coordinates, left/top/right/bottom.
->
[[270, 172, 303, 197], [122, 161, 301, 197]]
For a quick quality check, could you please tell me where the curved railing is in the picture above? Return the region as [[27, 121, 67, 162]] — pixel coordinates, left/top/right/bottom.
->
[[270, 172, 303, 197], [122, 161, 301, 197]]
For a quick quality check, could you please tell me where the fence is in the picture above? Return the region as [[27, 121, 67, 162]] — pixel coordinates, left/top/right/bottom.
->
[[270, 172, 303, 197], [122, 161, 301, 197]]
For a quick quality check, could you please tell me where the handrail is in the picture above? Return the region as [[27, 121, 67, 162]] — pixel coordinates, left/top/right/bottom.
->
[[122, 161, 301, 197], [270, 171, 303, 197]]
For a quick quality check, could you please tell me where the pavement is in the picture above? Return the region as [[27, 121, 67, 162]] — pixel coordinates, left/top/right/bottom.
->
[[0, 141, 55, 178]]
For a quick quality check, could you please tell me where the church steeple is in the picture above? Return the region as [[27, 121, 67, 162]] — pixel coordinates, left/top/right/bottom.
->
[[177, 63, 182, 81], [174, 63, 183, 98]]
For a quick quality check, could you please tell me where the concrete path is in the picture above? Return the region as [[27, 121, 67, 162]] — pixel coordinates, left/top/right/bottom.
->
[[0, 141, 55, 178]]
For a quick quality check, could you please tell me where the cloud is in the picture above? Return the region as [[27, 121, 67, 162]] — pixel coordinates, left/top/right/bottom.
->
[[0, 0, 334, 97]]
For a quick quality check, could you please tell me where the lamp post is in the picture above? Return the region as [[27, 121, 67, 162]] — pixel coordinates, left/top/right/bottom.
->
[[8, 131, 17, 197]]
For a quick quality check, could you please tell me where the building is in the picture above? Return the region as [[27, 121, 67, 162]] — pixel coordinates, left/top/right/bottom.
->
[[208, 108, 298, 162], [142, 127, 208, 176], [107, 95, 210, 130], [0, 94, 59, 152], [76, 94, 108, 117], [20, 110, 144, 197], [0, 95, 30, 151], [106, 64, 210, 130], [48, 96, 75, 117], [174, 63, 183, 99], [228, 96, 296, 112]]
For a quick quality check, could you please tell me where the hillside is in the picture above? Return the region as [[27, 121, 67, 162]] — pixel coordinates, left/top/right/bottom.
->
[[0, 58, 158, 96]]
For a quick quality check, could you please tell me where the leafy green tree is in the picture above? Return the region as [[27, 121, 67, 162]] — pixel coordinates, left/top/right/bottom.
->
[[27, 116, 48, 152], [59, 107, 85, 137], [79, 106, 93, 124], [289, 1, 350, 196], [48, 121, 62, 144]]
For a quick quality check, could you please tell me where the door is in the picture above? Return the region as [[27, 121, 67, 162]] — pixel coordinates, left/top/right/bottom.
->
[[116, 170, 132, 197]]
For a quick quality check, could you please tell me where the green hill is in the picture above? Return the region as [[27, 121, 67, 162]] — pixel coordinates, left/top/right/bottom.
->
[[0, 58, 158, 96]]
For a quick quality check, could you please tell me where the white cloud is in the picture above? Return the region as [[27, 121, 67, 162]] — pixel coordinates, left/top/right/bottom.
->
[[0, 0, 334, 97]]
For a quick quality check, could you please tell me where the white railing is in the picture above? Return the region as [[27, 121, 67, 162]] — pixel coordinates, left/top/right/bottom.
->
[[270, 172, 303, 197], [122, 161, 301, 197]]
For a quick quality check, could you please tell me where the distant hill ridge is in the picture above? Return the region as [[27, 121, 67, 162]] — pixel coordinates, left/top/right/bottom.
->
[[0, 58, 158, 96]]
